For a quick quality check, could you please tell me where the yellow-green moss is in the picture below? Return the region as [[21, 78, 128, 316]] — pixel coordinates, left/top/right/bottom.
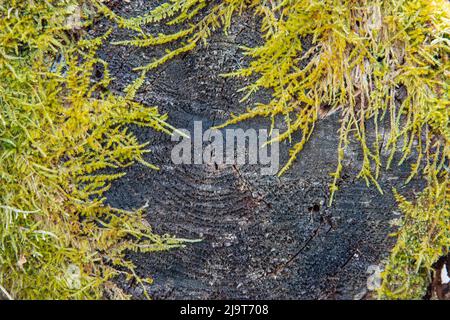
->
[[0, 0, 187, 299]]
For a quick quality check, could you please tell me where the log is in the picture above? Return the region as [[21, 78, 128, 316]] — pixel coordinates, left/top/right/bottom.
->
[[96, 1, 423, 299]]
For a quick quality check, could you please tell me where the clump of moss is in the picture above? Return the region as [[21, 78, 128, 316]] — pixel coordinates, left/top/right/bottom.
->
[[380, 184, 449, 299], [96, 0, 449, 299], [0, 1, 186, 299]]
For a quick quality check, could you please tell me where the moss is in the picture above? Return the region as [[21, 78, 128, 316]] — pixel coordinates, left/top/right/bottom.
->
[[95, 0, 449, 299], [0, 0, 187, 299]]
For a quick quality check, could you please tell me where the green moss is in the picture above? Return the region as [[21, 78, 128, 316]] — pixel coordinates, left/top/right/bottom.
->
[[380, 186, 449, 299], [0, 0, 187, 299], [97, 0, 449, 299]]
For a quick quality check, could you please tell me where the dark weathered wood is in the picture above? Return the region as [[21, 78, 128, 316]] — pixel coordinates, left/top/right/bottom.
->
[[96, 1, 424, 299]]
